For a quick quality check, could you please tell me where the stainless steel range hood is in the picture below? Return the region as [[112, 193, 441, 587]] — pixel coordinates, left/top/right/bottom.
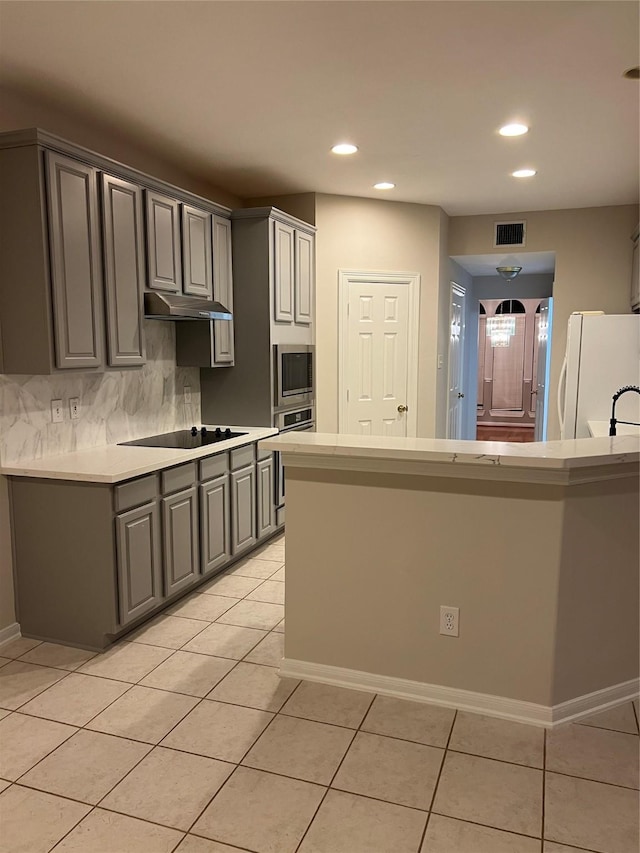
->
[[144, 292, 232, 321]]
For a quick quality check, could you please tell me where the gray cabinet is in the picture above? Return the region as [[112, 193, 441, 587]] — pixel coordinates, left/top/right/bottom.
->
[[295, 229, 314, 325], [146, 190, 182, 292], [182, 205, 213, 298], [115, 501, 163, 626], [46, 151, 105, 369], [212, 214, 235, 364], [231, 464, 257, 555], [256, 457, 275, 540], [101, 174, 146, 367], [162, 486, 199, 596], [273, 219, 295, 322], [200, 473, 231, 575]]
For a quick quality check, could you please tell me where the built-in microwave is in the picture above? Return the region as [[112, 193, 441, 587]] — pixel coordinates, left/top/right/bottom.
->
[[273, 344, 314, 409]]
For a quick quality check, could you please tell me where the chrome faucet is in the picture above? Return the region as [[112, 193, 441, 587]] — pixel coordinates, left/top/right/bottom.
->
[[609, 385, 640, 436]]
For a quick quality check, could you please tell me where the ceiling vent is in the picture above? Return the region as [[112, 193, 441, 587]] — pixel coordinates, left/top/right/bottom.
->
[[494, 221, 526, 247]]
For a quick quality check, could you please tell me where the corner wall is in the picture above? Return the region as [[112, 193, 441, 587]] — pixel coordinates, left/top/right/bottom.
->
[[449, 205, 638, 439], [315, 194, 447, 437]]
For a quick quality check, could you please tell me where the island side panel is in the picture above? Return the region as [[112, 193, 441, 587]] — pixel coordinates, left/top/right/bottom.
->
[[284, 466, 564, 707], [10, 478, 117, 649], [553, 473, 640, 704]]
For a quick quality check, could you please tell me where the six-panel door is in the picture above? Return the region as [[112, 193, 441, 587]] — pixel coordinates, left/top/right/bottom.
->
[[146, 190, 182, 292], [162, 486, 200, 596], [101, 174, 147, 367], [200, 473, 231, 575], [256, 457, 275, 540], [231, 464, 257, 554], [115, 501, 163, 625], [45, 151, 105, 369]]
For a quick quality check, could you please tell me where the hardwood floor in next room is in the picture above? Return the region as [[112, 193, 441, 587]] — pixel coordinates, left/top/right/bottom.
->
[[0, 533, 638, 853], [476, 425, 536, 442]]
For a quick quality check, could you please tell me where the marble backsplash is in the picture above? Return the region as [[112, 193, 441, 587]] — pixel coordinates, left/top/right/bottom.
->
[[0, 321, 201, 465]]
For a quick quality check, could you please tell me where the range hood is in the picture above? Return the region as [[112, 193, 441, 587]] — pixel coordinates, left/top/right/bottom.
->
[[144, 292, 232, 321]]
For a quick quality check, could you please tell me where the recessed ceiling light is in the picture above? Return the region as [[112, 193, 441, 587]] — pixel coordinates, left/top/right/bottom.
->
[[374, 182, 395, 190], [623, 66, 640, 80], [331, 143, 358, 155], [512, 168, 537, 178], [499, 123, 529, 137]]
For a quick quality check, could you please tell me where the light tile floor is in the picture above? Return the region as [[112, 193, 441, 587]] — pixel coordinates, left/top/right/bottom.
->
[[0, 533, 638, 853]]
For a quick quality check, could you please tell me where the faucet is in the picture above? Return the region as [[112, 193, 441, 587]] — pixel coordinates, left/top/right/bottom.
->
[[609, 385, 640, 436]]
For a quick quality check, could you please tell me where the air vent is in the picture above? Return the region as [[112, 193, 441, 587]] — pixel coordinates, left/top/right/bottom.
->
[[494, 221, 526, 247]]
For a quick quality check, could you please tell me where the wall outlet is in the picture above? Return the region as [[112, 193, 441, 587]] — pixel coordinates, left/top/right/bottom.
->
[[69, 397, 80, 420], [439, 605, 459, 637], [184, 385, 192, 405], [51, 399, 64, 423]]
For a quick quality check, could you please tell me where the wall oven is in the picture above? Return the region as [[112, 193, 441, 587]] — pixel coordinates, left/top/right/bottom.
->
[[274, 405, 315, 509], [274, 344, 314, 409]]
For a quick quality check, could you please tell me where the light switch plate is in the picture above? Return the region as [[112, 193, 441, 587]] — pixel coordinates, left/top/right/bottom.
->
[[51, 399, 63, 423], [69, 398, 80, 420], [184, 385, 192, 405]]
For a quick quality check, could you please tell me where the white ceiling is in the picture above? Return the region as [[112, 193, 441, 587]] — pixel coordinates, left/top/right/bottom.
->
[[452, 251, 556, 276], [0, 1, 638, 216]]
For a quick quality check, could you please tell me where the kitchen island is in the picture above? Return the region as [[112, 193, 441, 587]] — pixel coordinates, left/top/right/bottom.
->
[[262, 432, 639, 727]]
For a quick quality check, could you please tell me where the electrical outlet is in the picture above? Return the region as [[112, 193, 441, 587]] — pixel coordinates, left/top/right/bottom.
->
[[184, 385, 192, 405], [439, 605, 459, 637], [69, 397, 80, 420], [51, 399, 63, 423]]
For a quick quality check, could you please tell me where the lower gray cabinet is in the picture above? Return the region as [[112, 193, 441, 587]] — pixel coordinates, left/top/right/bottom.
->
[[115, 501, 163, 625], [162, 486, 199, 596], [200, 473, 231, 575], [231, 464, 257, 555], [256, 457, 275, 540]]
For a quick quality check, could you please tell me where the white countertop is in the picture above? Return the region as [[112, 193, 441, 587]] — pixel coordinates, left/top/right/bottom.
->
[[262, 432, 640, 484], [588, 420, 640, 438], [1, 426, 278, 484]]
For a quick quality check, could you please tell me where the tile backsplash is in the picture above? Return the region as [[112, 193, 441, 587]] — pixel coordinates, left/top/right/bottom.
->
[[0, 321, 200, 465]]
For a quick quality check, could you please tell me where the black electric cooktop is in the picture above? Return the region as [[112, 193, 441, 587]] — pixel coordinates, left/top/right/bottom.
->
[[119, 427, 246, 450]]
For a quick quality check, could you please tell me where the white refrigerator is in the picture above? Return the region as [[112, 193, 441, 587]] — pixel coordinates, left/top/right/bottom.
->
[[558, 312, 640, 439]]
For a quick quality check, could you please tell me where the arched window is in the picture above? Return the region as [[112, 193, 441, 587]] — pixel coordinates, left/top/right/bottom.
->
[[496, 299, 526, 315], [479, 302, 487, 315]]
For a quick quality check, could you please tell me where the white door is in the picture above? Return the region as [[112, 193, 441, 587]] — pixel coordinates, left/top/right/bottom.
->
[[341, 274, 418, 437], [447, 283, 466, 439], [534, 298, 553, 441]]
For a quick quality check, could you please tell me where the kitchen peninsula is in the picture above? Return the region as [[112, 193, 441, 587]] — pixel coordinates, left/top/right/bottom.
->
[[262, 432, 639, 727]]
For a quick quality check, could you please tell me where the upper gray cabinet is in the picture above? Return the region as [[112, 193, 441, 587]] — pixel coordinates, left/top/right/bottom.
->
[[295, 229, 314, 325], [182, 205, 213, 298], [101, 174, 146, 367], [46, 152, 105, 369], [146, 190, 182, 293], [274, 220, 295, 323], [212, 214, 234, 364]]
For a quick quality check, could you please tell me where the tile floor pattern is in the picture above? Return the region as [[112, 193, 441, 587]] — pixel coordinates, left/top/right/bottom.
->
[[0, 534, 638, 853]]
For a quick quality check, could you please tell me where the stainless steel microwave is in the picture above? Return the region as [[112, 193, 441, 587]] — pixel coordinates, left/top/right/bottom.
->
[[274, 344, 314, 409]]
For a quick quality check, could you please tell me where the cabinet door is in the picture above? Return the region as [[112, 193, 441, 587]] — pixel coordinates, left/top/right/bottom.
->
[[115, 501, 162, 625], [231, 464, 257, 555], [212, 215, 235, 364], [182, 205, 213, 298], [200, 474, 231, 575], [256, 457, 275, 540], [162, 486, 199, 596], [295, 230, 314, 325], [273, 220, 294, 323], [101, 174, 146, 367], [45, 151, 104, 369], [146, 191, 182, 292]]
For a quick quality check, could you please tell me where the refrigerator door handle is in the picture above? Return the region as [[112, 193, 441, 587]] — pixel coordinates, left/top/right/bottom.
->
[[557, 354, 568, 436]]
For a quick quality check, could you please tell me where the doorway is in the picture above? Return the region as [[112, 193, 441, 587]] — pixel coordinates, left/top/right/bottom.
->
[[338, 270, 420, 436]]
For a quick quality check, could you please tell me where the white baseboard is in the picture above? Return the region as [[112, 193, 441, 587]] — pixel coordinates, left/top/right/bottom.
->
[[0, 622, 21, 649], [279, 658, 639, 729]]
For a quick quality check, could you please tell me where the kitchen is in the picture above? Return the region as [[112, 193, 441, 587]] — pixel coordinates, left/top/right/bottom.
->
[[0, 2, 639, 852]]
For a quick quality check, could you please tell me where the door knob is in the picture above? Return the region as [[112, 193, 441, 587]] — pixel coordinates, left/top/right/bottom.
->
[[457, 393, 465, 399], [397, 405, 408, 413]]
